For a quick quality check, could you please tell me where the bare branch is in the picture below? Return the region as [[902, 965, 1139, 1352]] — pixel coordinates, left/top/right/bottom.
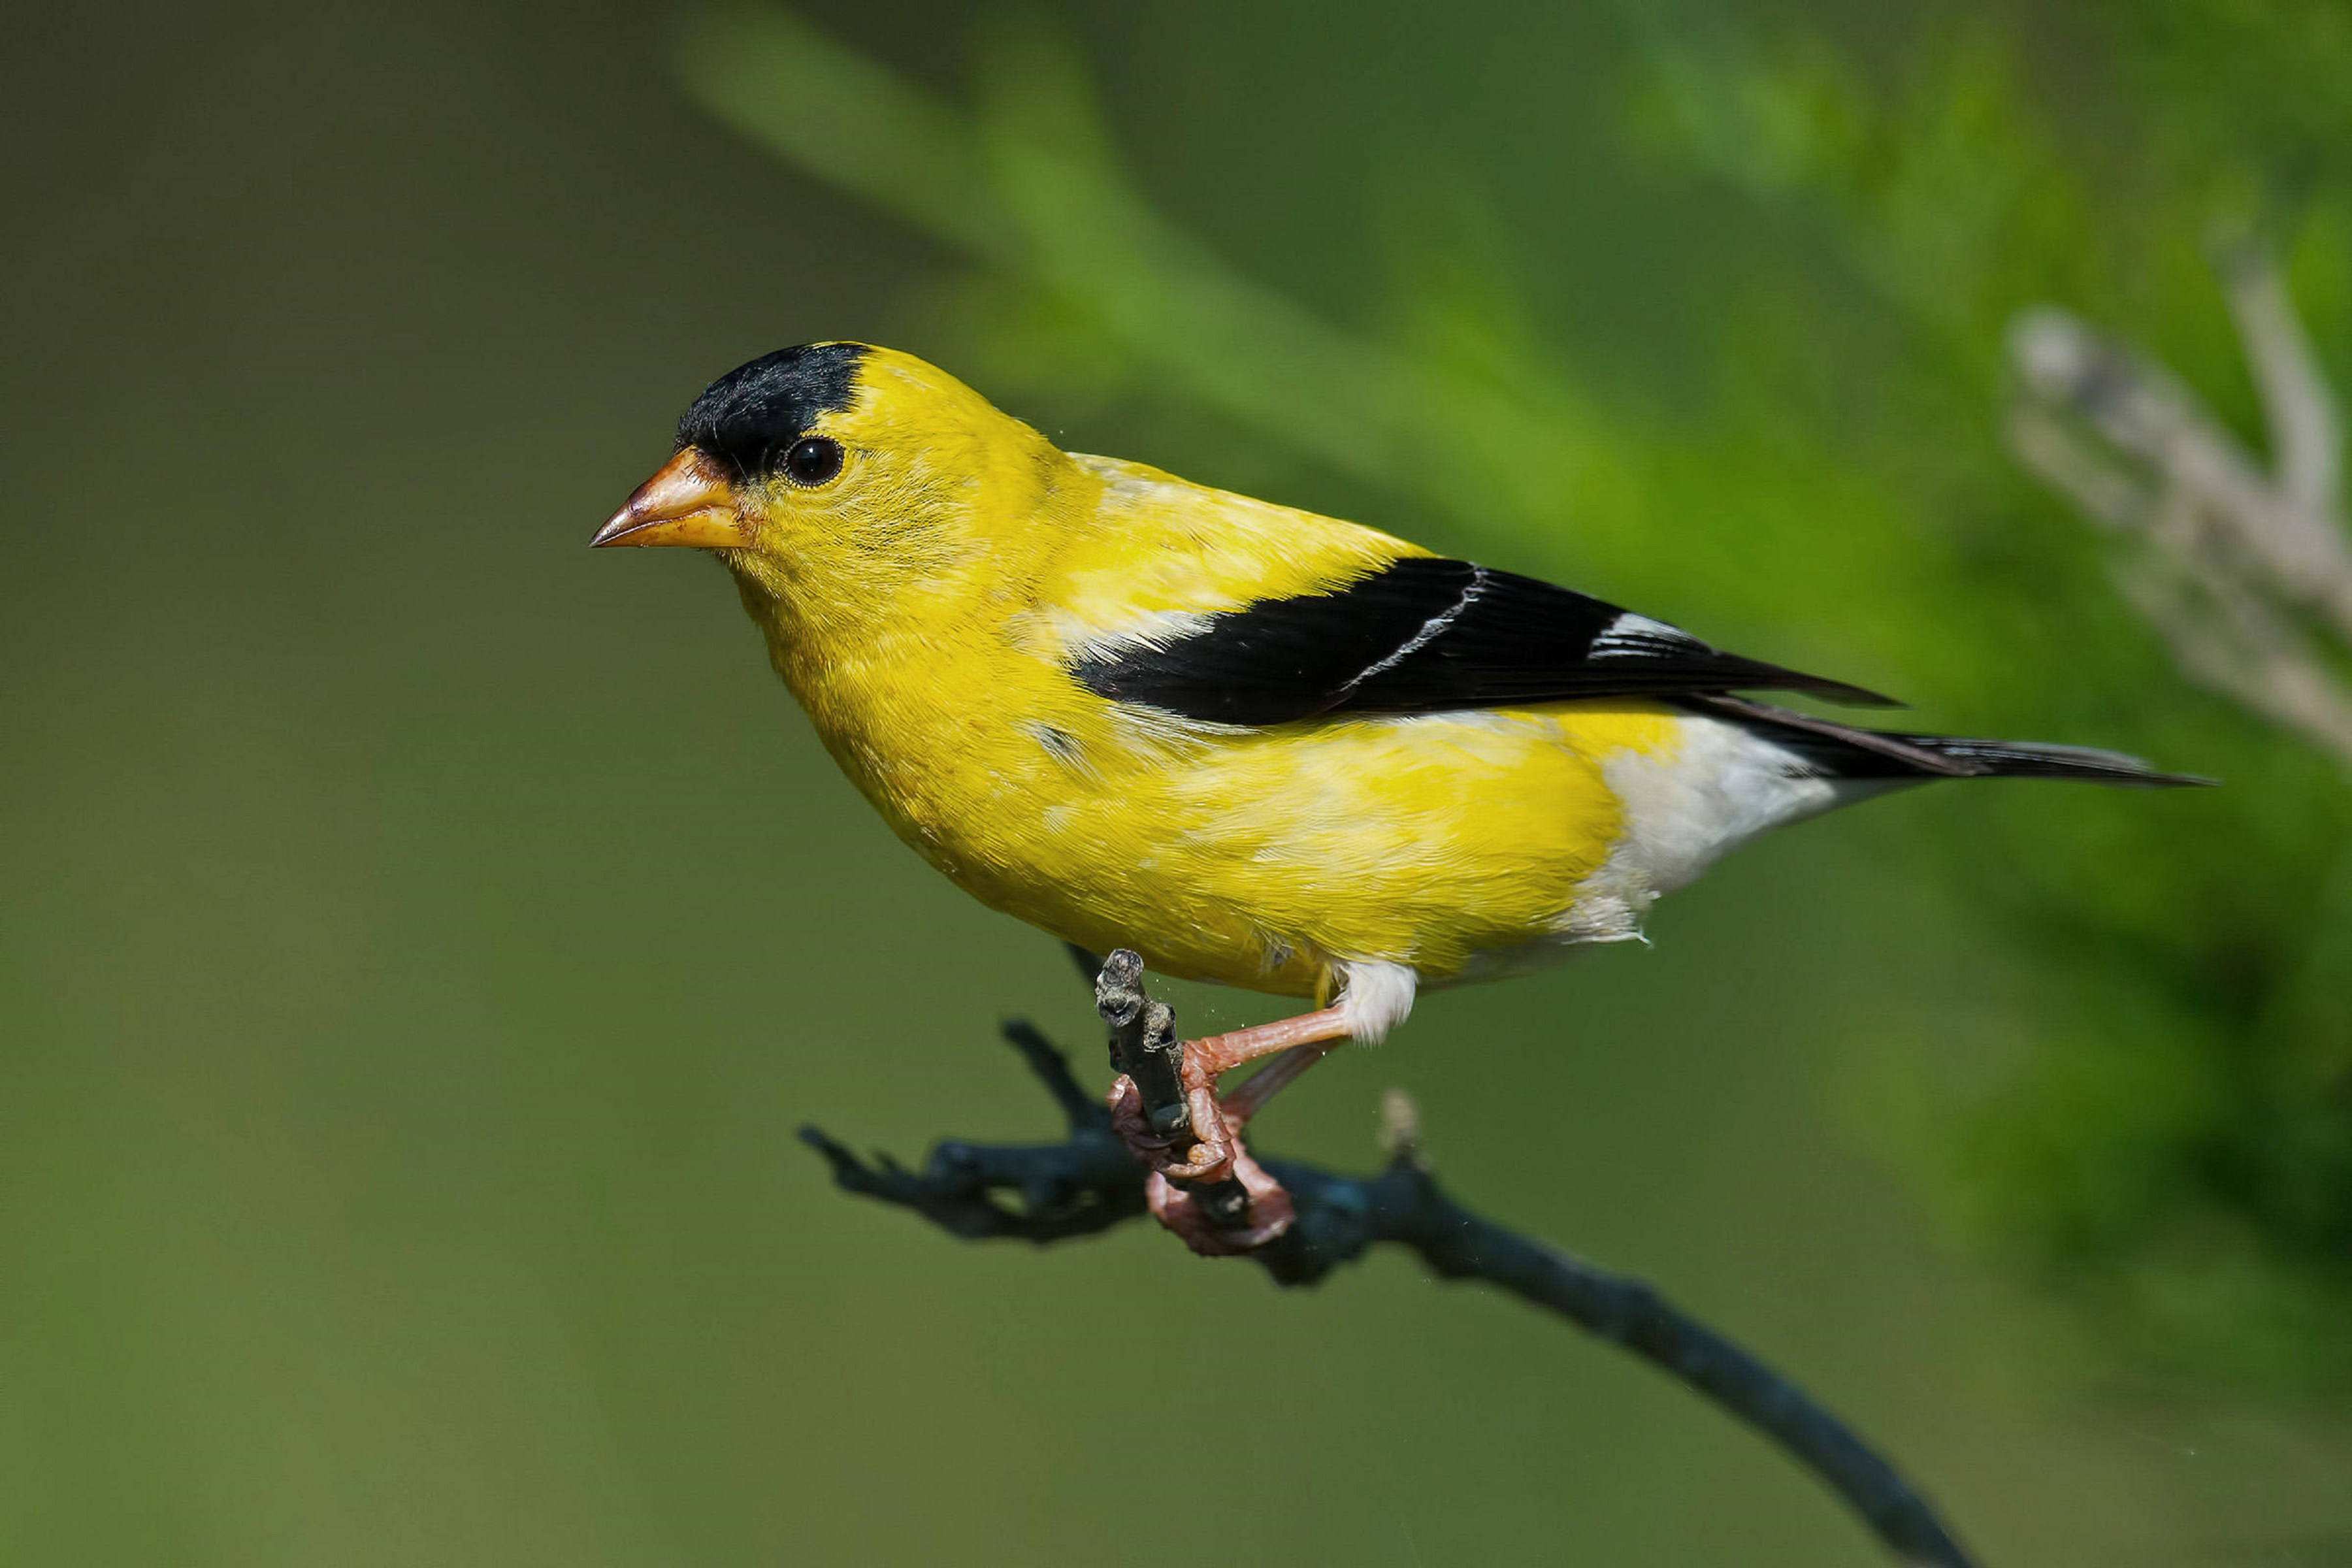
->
[[2006, 253, 2352, 771], [805, 975, 1979, 1568], [2008, 306, 2352, 627], [2115, 563, 2352, 761], [2218, 243, 2341, 519], [2005, 404, 2151, 531]]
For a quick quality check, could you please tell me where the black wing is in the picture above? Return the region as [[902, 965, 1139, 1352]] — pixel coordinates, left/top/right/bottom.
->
[[1069, 557, 1896, 726]]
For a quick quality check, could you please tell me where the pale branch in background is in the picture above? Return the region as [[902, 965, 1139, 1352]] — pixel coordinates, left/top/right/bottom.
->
[[801, 951, 1978, 1568], [2006, 246, 2352, 768]]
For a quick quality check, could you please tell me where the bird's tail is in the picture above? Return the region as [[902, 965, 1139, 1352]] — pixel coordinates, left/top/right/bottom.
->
[[1690, 694, 2212, 787]]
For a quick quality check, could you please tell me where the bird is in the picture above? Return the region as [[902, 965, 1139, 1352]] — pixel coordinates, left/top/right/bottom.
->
[[595, 341, 2199, 1241]]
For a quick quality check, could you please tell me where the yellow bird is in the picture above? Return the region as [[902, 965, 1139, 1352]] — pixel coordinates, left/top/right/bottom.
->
[[595, 343, 2194, 1228]]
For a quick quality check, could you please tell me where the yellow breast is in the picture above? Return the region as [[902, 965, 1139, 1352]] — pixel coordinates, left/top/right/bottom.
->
[[784, 615, 1679, 994], [727, 441, 1686, 998]]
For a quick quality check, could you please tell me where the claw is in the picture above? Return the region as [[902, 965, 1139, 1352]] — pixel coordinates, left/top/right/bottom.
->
[[1107, 1068, 1295, 1249], [1107, 1071, 1237, 1182], [1144, 1149, 1296, 1255]]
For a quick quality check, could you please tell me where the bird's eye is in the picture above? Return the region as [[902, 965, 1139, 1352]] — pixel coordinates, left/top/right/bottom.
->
[[780, 436, 844, 486]]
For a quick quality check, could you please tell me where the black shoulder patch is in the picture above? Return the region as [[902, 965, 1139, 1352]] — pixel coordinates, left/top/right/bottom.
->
[[677, 343, 868, 478], [1070, 556, 1895, 726]]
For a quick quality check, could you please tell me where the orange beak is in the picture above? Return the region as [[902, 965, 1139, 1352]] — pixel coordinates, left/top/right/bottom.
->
[[591, 449, 749, 549]]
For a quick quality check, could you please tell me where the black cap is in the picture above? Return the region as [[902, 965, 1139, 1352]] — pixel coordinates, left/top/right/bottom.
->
[[676, 343, 868, 478]]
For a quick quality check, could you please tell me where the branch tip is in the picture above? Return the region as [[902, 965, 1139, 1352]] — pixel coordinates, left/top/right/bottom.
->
[[1377, 1086, 1424, 1166], [998, 1017, 1101, 1125]]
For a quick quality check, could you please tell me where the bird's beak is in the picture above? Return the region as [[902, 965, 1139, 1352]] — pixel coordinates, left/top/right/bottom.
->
[[592, 449, 749, 549]]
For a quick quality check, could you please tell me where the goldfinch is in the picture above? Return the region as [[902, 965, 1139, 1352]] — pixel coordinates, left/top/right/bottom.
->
[[595, 343, 2194, 1206]]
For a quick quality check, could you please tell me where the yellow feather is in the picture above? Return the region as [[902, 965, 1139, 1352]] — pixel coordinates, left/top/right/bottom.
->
[[687, 345, 1687, 1002]]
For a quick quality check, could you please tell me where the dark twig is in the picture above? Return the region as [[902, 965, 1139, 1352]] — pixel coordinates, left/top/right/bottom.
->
[[1092, 946, 1257, 1230], [802, 961, 1977, 1567]]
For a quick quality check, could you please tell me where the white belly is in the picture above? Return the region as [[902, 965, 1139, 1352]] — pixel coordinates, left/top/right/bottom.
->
[[1546, 714, 1885, 954]]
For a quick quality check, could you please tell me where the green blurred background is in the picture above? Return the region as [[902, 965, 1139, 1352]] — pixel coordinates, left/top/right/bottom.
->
[[7, 0, 2350, 1561]]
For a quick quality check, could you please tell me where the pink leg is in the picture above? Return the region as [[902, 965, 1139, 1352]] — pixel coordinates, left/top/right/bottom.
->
[[1186, 1007, 1351, 1077], [1222, 1037, 1345, 1125], [1107, 1005, 1352, 1179]]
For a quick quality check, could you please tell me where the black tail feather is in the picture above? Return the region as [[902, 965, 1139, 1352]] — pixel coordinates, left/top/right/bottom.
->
[[1690, 695, 2213, 787]]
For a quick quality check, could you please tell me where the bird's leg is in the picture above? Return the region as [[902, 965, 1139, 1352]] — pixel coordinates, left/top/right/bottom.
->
[[1109, 1006, 1351, 1183], [1222, 1036, 1345, 1126], [1188, 1007, 1352, 1079], [1128, 1035, 1352, 1255], [1103, 1004, 1358, 1256], [1094, 953, 1364, 1253]]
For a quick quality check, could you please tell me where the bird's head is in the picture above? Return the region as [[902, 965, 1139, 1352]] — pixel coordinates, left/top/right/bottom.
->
[[594, 343, 1068, 611]]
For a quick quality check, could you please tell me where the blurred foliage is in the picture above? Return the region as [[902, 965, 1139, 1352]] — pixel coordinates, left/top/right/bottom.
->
[[18, 1, 2352, 1558], [681, 0, 2352, 1389]]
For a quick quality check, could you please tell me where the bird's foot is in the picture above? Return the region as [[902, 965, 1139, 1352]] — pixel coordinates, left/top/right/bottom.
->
[[1106, 1057, 1296, 1252], [1104, 1069, 1239, 1183], [1144, 1155, 1295, 1256], [1094, 952, 1354, 1254]]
